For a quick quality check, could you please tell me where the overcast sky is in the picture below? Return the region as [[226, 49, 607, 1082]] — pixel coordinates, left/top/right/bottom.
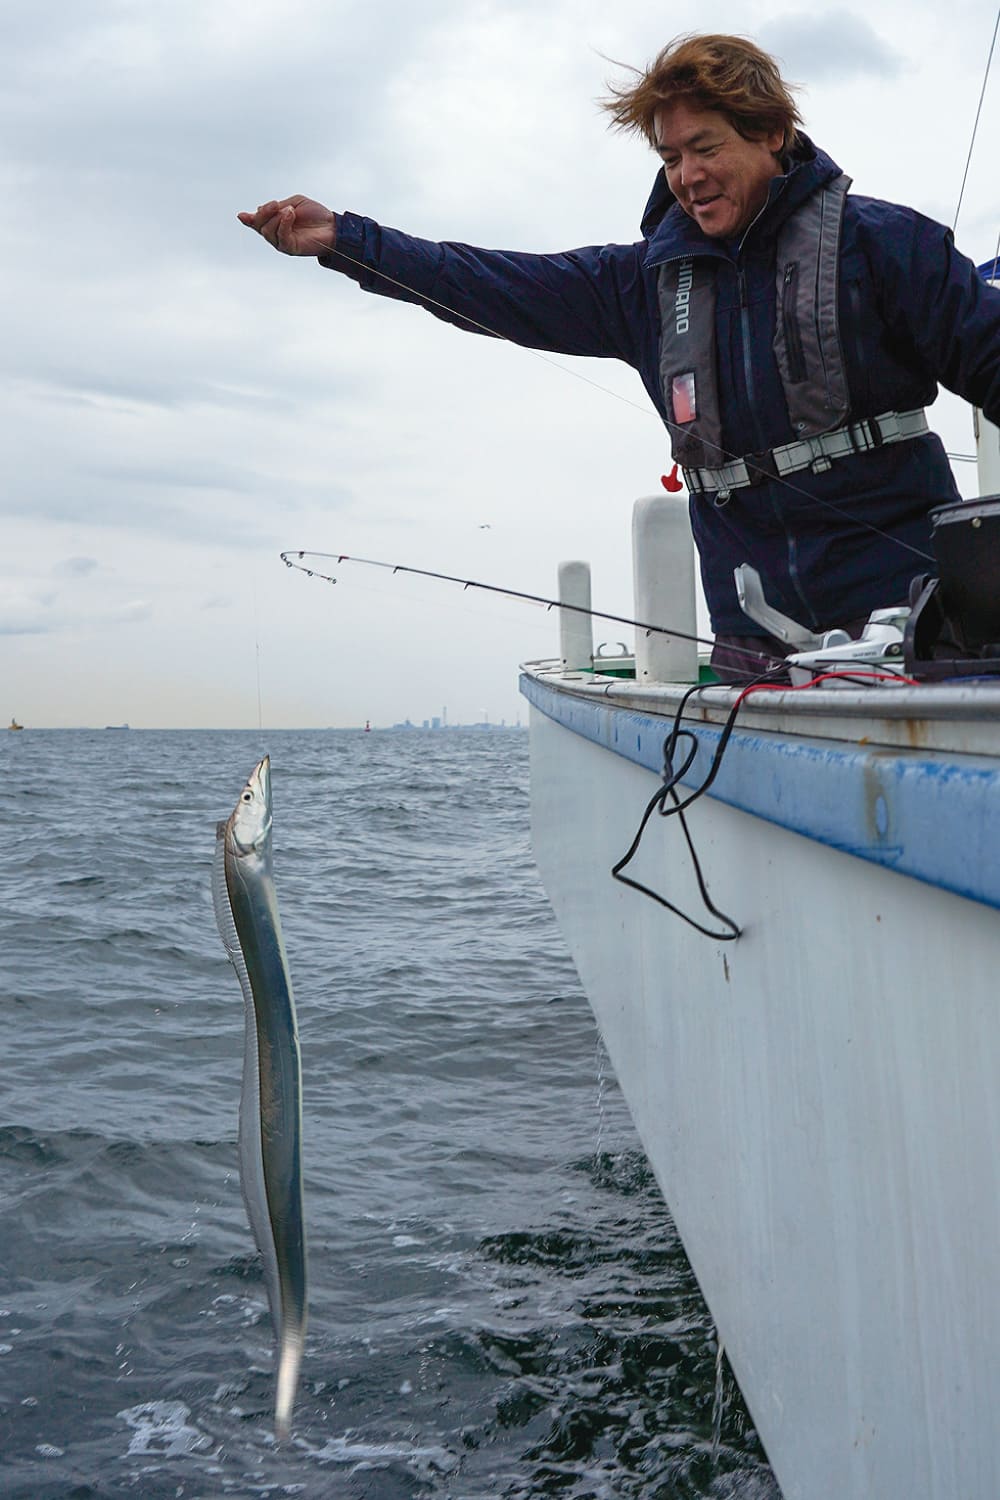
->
[[4, 0, 1000, 728]]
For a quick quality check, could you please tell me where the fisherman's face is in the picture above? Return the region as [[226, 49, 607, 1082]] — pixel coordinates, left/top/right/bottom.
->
[[653, 101, 784, 240]]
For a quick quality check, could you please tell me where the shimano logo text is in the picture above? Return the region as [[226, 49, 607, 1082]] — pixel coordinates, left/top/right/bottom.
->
[[675, 260, 693, 335]]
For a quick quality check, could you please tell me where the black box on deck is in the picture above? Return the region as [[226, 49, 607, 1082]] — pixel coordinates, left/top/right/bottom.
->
[[904, 496, 1000, 678]]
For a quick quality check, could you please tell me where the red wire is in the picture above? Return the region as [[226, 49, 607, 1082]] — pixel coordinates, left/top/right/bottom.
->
[[733, 668, 920, 707]]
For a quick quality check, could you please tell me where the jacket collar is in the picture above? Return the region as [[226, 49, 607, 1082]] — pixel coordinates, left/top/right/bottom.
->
[[640, 133, 844, 267]]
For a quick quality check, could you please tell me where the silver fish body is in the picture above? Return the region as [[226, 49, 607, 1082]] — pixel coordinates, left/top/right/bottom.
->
[[213, 755, 306, 1439]]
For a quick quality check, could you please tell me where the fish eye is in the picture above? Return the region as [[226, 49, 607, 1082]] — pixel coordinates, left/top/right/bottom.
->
[[242, 792, 252, 802]]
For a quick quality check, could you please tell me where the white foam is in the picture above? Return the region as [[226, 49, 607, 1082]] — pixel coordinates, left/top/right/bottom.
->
[[116, 1400, 213, 1458], [308, 1434, 458, 1477]]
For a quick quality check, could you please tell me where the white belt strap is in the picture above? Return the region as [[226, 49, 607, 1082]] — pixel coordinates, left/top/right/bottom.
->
[[683, 409, 929, 498]]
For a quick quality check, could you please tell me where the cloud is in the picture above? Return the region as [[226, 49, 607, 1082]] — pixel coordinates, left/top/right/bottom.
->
[[0, 557, 152, 636], [760, 11, 904, 83], [1, 0, 993, 727], [54, 556, 99, 578], [0, 620, 49, 638], [0, 0, 464, 242]]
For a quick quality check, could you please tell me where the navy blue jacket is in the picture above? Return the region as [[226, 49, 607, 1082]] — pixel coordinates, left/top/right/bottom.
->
[[326, 138, 1000, 632]]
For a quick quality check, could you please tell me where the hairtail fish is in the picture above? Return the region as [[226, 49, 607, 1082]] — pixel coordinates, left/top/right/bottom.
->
[[212, 755, 307, 1439]]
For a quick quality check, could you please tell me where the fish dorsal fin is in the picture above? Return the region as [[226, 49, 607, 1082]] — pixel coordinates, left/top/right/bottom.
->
[[213, 823, 253, 1010]]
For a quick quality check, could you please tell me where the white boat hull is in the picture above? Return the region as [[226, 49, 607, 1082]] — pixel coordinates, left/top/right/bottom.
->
[[525, 670, 1000, 1500]]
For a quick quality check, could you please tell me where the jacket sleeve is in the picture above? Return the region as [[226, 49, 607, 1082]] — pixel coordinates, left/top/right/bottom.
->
[[859, 201, 1000, 424], [320, 211, 651, 368]]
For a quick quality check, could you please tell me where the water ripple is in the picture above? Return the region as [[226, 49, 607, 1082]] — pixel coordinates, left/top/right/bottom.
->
[[0, 729, 777, 1499]]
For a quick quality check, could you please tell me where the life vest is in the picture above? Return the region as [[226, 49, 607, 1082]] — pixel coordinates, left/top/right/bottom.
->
[[655, 174, 852, 469]]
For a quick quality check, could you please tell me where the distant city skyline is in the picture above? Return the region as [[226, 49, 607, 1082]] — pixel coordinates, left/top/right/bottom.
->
[[3, 716, 524, 733], [385, 713, 523, 731]]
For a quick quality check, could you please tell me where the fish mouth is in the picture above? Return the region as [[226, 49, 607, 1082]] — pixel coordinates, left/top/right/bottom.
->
[[247, 755, 272, 810], [229, 755, 273, 853]]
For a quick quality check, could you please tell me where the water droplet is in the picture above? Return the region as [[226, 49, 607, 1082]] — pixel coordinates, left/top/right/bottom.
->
[[711, 1333, 728, 1467]]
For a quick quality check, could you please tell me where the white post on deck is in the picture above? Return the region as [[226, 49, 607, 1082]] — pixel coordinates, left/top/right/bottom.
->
[[557, 560, 593, 674], [973, 407, 1000, 495], [632, 493, 698, 683]]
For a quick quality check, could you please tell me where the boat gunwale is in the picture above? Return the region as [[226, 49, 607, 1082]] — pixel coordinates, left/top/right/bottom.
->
[[521, 664, 1000, 910], [520, 658, 1000, 755]]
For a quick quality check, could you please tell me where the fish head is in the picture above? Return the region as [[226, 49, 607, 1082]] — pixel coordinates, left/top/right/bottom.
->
[[228, 755, 273, 854]]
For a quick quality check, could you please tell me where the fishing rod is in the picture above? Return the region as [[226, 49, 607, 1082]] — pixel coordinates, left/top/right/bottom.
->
[[279, 548, 907, 677], [280, 547, 731, 656]]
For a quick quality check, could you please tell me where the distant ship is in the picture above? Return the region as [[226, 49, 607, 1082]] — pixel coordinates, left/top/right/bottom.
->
[[104, 723, 130, 731], [8, 717, 23, 731]]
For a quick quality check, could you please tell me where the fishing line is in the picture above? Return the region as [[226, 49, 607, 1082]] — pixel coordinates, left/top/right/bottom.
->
[[322, 242, 935, 565], [322, 246, 656, 421], [988, 224, 1000, 286], [252, 583, 265, 735], [953, 4, 1000, 232]]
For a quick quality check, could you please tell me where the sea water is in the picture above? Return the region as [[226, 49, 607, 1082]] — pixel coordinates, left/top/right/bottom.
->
[[0, 728, 778, 1498]]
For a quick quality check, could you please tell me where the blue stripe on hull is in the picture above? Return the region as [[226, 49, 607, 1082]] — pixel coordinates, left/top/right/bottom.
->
[[520, 674, 1000, 911]]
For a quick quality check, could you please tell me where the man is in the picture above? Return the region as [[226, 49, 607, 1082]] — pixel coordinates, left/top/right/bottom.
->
[[239, 34, 1000, 679]]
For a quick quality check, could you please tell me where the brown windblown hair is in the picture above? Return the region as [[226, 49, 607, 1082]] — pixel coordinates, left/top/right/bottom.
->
[[602, 34, 802, 152]]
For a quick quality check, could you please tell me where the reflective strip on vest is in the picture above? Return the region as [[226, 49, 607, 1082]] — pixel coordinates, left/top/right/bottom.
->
[[656, 174, 852, 470]]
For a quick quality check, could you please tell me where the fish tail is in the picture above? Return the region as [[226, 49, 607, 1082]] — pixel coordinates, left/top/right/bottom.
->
[[273, 1325, 306, 1440]]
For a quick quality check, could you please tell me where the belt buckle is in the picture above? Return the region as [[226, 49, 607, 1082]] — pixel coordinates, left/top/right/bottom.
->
[[852, 416, 884, 450], [743, 451, 778, 486]]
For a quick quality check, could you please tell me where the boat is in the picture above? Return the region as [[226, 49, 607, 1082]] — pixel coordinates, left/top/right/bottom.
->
[[521, 324, 1000, 1495], [8, 717, 23, 731]]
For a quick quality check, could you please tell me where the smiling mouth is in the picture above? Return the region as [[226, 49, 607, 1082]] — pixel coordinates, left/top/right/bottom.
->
[[692, 195, 723, 210]]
